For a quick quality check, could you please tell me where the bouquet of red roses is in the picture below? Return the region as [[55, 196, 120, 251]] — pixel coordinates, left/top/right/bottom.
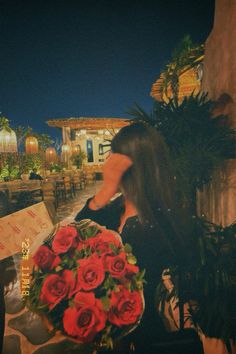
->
[[26, 219, 145, 349]]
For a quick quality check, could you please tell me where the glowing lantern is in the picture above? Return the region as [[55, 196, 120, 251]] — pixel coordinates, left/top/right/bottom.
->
[[72, 145, 81, 155], [45, 147, 57, 163], [25, 136, 38, 154], [61, 144, 71, 163], [0, 128, 17, 152], [61, 144, 71, 153]]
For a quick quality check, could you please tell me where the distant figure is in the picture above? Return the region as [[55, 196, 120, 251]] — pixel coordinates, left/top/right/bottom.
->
[[29, 168, 43, 180]]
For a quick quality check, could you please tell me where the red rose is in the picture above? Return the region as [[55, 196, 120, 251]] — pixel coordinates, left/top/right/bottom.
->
[[62, 269, 80, 297], [104, 252, 128, 278], [52, 226, 78, 254], [108, 286, 143, 327], [104, 252, 139, 280], [88, 229, 122, 256], [97, 228, 122, 243], [76, 238, 90, 252], [77, 254, 105, 291], [63, 292, 107, 343], [125, 263, 139, 278], [40, 270, 78, 310], [33, 245, 61, 270]]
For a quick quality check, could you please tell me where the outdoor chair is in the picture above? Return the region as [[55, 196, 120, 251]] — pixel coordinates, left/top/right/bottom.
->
[[42, 181, 58, 209], [79, 171, 86, 189], [26, 180, 43, 203], [71, 174, 83, 195], [64, 176, 73, 199], [55, 179, 66, 203], [84, 171, 96, 185]]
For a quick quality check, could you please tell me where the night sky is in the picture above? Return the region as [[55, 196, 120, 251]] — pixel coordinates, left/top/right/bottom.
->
[[0, 0, 215, 139]]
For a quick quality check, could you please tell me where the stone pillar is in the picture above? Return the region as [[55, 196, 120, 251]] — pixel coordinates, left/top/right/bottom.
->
[[61, 127, 72, 167], [200, 0, 236, 225]]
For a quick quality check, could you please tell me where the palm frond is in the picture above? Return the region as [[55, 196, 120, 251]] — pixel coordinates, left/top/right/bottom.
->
[[128, 93, 236, 211]]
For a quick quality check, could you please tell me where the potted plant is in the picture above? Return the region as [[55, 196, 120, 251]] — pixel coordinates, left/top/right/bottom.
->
[[20, 164, 30, 181], [49, 162, 64, 173], [70, 151, 87, 169]]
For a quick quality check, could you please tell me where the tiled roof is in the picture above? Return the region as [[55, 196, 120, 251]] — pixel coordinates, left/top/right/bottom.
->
[[47, 117, 131, 129]]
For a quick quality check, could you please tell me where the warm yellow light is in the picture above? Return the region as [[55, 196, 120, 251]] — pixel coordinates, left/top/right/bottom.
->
[[45, 147, 57, 163], [62, 144, 71, 152], [25, 136, 38, 153], [0, 128, 17, 152], [72, 145, 81, 154]]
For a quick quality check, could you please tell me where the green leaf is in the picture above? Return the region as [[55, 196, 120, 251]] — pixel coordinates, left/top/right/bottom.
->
[[100, 296, 110, 311], [127, 255, 137, 265], [124, 243, 133, 253], [103, 275, 115, 290], [109, 243, 119, 254]]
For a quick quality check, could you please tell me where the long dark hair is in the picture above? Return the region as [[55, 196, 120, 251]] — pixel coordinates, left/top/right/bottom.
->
[[111, 122, 196, 263]]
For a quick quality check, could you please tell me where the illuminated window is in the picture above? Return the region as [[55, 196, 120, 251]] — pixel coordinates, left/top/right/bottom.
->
[[86, 140, 94, 162]]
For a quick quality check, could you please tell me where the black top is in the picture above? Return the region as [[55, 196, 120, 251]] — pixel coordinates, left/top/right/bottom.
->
[[75, 196, 174, 352], [29, 172, 43, 180]]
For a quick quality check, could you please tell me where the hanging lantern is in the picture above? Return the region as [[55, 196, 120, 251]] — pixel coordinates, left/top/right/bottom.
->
[[61, 144, 71, 153], [0, 128, 17, 152], [45, 147, 57, 163], [72, 145, 81, 155], [61, 144, 71, 163], [25, 136, 38, 154]]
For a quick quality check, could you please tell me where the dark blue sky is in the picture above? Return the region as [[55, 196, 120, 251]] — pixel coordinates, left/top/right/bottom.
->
[[0, 0, 215, 138]]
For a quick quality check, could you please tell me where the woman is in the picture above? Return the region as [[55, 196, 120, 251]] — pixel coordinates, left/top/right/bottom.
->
[[75, 123, 200, 353]]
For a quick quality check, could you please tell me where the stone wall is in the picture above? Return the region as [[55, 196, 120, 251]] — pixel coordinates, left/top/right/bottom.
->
[[200, 0, 236, 225], [202, 0, 236, 121]]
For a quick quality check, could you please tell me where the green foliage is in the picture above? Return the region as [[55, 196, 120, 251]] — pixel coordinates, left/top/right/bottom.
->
[[0, 116, 12, 132], [14, 125, 32, 150], [194, 219, 236, 339], [22, 153, 44, 172], [14, 125, 54, 152], [70, 151, 87, 168], [0, 166, 20, 180], [159, 35, 204, 100], [0, 152, 45, 180], [34, 133, 54, 151], [133, 269, 146, 291], [0, 153, 20, 179], [127, 254, 137, 265], [129, 93, 236, 210], [155, 219, 236, 341], [171, 35, 203, 69], [1, 118, 54, 152], [49, 163, 63, 172], [124, 243, 133, 253]]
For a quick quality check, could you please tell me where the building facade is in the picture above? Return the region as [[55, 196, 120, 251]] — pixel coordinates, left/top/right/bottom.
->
[[47, 117, 130, 166]]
